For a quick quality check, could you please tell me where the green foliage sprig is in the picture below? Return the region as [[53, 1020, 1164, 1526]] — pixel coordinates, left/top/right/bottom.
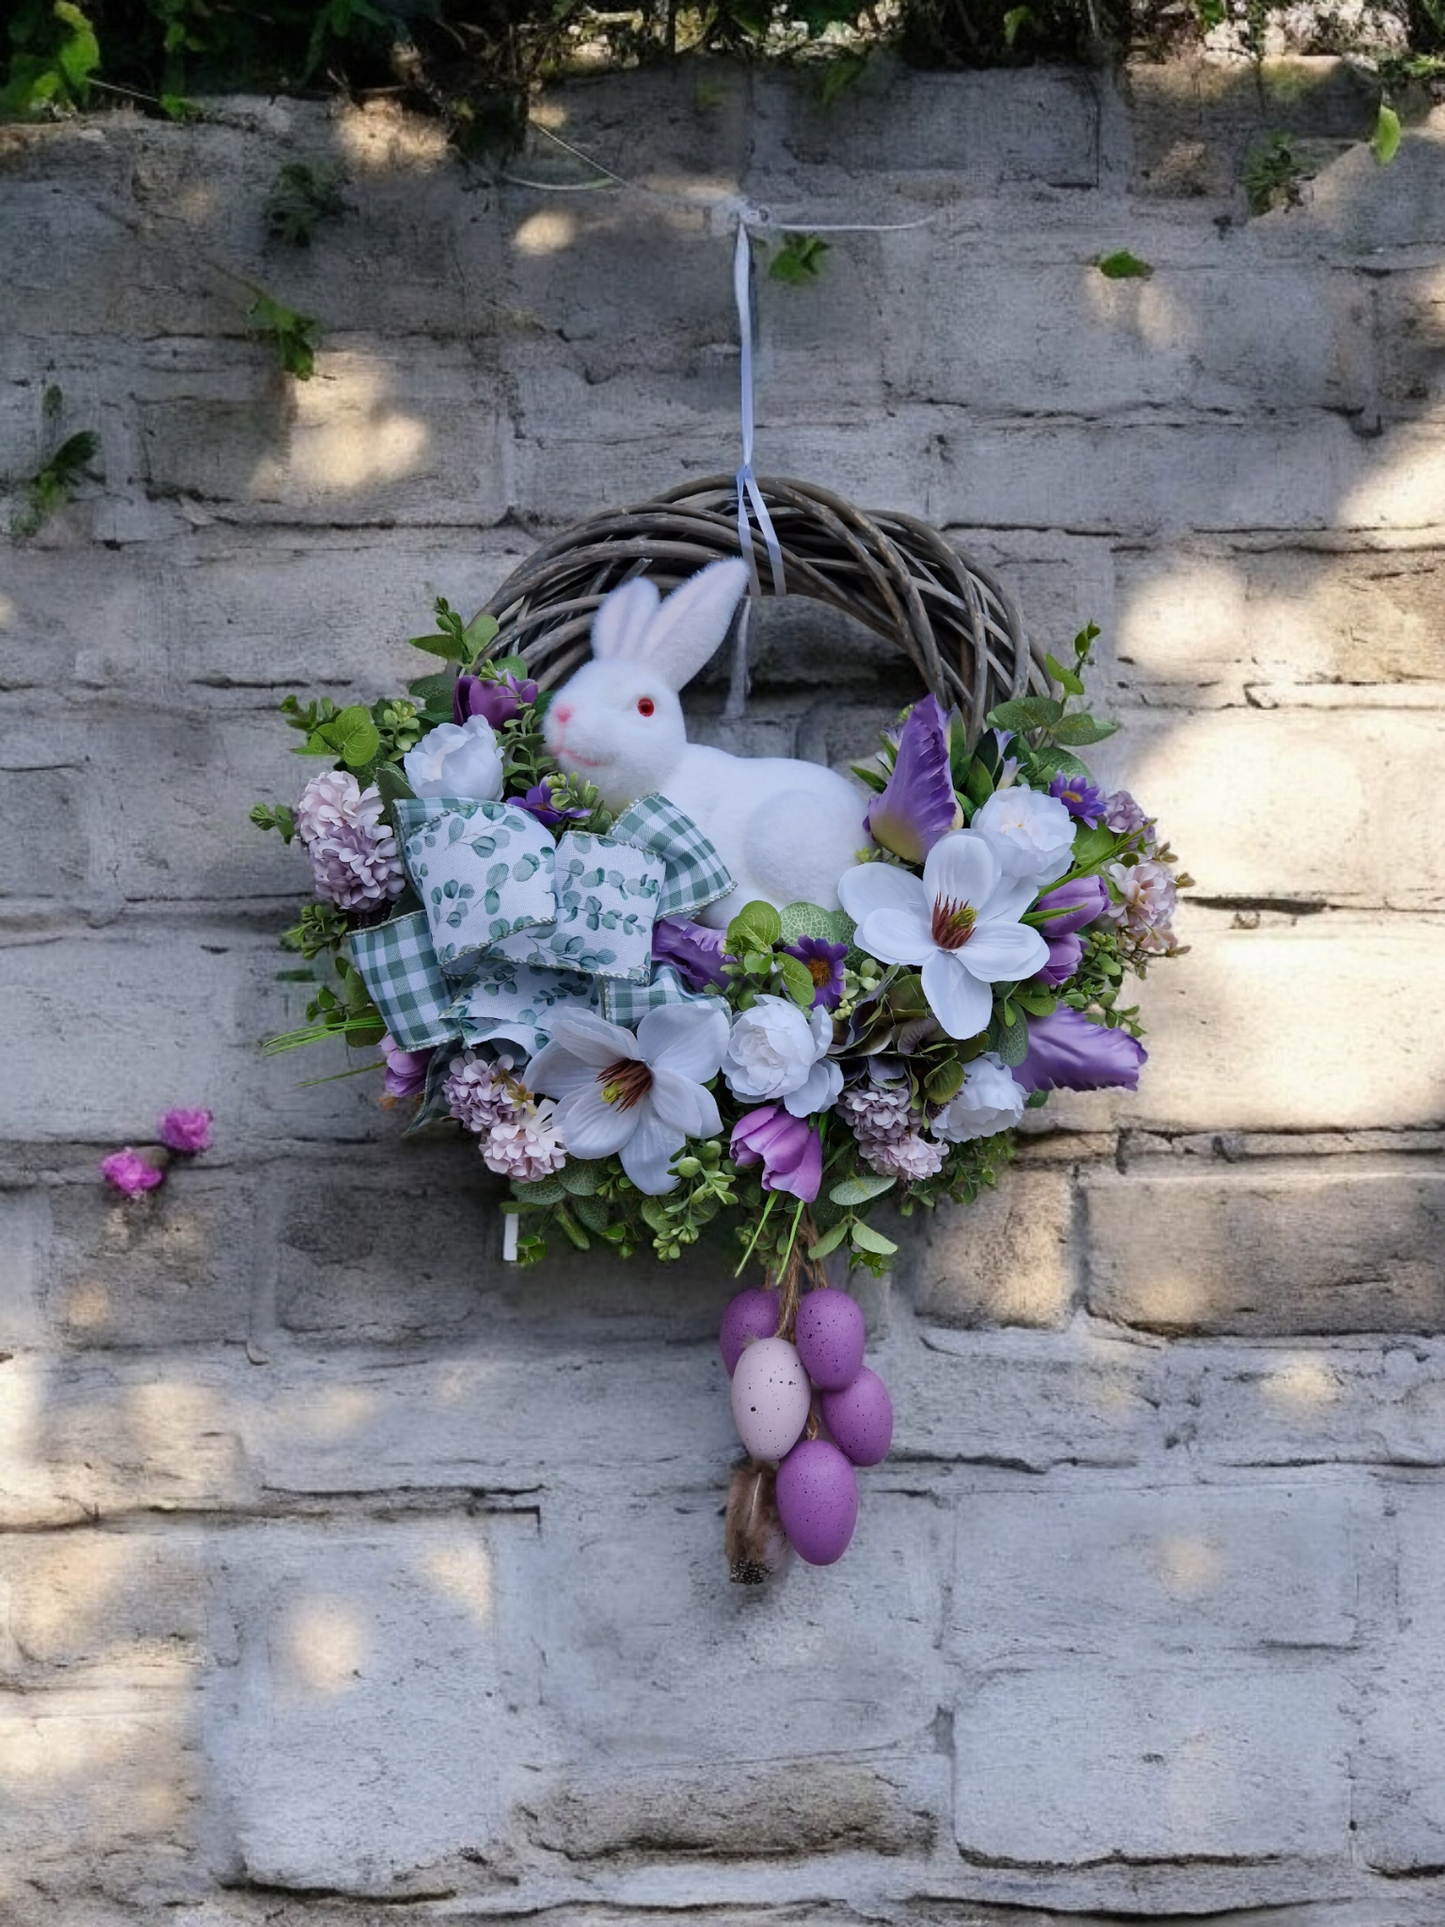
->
[[9, 385, 100, 537]]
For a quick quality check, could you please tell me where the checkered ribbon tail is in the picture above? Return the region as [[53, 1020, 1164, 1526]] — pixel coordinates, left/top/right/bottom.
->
[[349, 911, 459, 1052]]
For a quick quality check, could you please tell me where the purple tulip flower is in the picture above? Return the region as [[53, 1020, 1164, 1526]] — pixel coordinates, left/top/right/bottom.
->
[[1014, 1006, 1147, 1094], [783, 935, 848, 1010], [865, 695, 962, 864], [1033, 875, 1109, 987], [652, 916, 729, 993], [731, 1105, 823, 1202], [380, 1035, 433, 1101], [515, 781, 589, 830], [454, 671, 538, 730], [157, 1107, 213, 1154]]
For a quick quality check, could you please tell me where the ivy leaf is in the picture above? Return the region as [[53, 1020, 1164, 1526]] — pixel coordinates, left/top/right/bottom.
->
[[850, 1221, 899, 1257], [1097, 249, 1154, 280], [830, 1173, 897, 1206], [1372, 103, 1402, 166], [987, 696, 1065, 733], [769, 234, 830, 285], [1051, 714, 1119, 747], [247, 291, 320, 379]]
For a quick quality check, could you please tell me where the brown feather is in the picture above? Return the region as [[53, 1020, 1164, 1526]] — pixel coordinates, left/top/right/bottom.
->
[[725, 1460, 790, 1584]]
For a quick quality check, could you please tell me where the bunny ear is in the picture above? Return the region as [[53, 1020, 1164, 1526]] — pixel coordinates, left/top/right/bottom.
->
[[592, 575, 662, 661], [637, 558, 751, 692]]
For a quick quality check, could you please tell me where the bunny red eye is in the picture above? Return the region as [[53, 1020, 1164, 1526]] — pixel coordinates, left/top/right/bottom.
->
[[637, 697, 655, 717]]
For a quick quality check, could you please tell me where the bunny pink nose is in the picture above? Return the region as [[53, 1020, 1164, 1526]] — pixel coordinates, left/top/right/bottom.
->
[[553, 704, 574, 726]]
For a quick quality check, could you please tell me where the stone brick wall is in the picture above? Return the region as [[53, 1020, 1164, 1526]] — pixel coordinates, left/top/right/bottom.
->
[[2, 56, 1443, 1926]]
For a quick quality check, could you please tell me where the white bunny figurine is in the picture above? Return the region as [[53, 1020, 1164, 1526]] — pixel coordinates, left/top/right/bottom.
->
[[544, 558, 870, 925]]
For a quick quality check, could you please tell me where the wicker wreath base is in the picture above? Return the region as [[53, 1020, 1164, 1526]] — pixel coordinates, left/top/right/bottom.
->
[[482, 476, 1048, 740]]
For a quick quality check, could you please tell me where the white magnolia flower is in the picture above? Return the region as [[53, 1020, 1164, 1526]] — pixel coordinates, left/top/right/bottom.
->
[[932, 1052, 1028, 1143], [972, 786, 1076, 887], [838, 830, 1048, 1041], [525, 1004, 729, 1195], [722, 996, 843, 1119], [403, 714, 505, 802]]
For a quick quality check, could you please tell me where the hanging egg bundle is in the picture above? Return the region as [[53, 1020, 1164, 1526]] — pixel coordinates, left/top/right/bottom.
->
[[720, 1281, 893, 1582]]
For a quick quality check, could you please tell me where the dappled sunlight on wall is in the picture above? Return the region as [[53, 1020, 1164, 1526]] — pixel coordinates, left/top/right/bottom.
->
[[249, 357, 431, 499]]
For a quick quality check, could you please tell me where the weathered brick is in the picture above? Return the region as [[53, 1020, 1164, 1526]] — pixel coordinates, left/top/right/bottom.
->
[[137, 341, 511, 525], [0, 1189, 47, 1353], [952, 1475, 1368, 1664], [1086, 1157, 1445, 1335], [954, 1658, 1352, 1866], [1088, 708, 1443, 908], [1113, 541, 1445, 696], [0, 1527, 210, 1677], [897, 1168, 1076, 1329]]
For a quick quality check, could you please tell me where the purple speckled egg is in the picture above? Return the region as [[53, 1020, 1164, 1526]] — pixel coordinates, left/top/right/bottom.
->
[[776, 1439, 860, 1565], [794, 1289, 866, 1392], [719, 1287, 781, 1376], [820, 1367, 893, 1467], [731, 1337, 812, 1461]]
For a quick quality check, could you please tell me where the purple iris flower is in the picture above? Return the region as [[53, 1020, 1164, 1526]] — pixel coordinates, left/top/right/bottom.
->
[[1048, 770, 1106, 826], [515, 781, 589, 830], [454, 671, 538, 729], [1014, 1006, 1147, 1094], [731, 1105, 823, 1202], [1033, 875, 1109, 987], [784, 935, 848, 1010], [651, 916, 729, 992], [865, 695, 962, 864]]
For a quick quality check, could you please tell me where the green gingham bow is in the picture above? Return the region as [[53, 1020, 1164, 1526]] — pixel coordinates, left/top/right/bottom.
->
[[350, 791, 734, 1063]]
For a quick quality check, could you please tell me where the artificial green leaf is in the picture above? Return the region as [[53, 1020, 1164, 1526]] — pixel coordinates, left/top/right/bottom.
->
[[1071, 822, 1118, 867], [1044, 650, 1086, 695], [558, 1159, 603, 1196], [571, 1193, 609, 1233], [808, 1217, 852, 1259], [1003, 4, 1035, 42], [987, 696, 1065, 733], [830, 1173, 897, 1206], [925, 1057, 965, 1104], [1051, 714, 1120, 747], [850, 1221, 899, 1257], [554, 1205, 591, 1249], [512, 1176, 566, 1205], [991, 1009, 1030, 1066], [777, 954, 815, 1010], [462, 611, 500, 659], [53, 2, 100, 95], [778, 902, 856, 949], [851, 762, 888, 794], [1097, 249, 1154, 280], [407, 669, 456, 716], [1372, 102, 1402, 165], [1029, 747, 1094, 783], [329, 705, 382, 768], [727, 900, 782, 954], [409, 630, 469, 661], [639, 1197, 674, 1234]]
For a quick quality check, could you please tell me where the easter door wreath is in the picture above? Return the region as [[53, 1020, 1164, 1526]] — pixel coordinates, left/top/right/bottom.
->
[[253, 476, 1187, 1580]]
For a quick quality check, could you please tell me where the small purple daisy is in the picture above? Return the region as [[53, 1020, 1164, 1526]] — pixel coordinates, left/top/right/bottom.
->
[[784, 936, 848, 1011], [1048, 771, 1107, 827]]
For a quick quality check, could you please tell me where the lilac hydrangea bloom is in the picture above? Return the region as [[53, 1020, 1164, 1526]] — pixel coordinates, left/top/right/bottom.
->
[[454, 671, 538, 730], [652, 916, 729, 993], [783, 935, 848, 1011], [1048, 770, 1106, 826], [157, 1108, 213, 1154], [865, 695, 962, 864], [1103, 789, 1155, 848], [1014, 1006, 1147, 1094]]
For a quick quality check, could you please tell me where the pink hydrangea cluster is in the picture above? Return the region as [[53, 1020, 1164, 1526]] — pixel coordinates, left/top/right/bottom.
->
[[481, 1104, 567, 1182], [1104, 858, 1179, 957], [836, 1080, 944, 1182], [295, 770, 404, 913]]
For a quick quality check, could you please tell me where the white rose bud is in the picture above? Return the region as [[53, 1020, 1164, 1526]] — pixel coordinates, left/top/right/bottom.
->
[[931, 1052, 1027, 1144], [972, 785, 1076, 887], [403, 715, 505, 802], [723, 996, 843, 1119]]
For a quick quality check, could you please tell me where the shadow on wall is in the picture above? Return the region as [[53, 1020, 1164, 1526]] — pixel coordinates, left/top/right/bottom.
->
[[0, 53, 1443, 1910]]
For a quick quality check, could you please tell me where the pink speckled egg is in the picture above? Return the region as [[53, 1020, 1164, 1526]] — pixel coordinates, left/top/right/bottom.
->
[[820, 1367, 893, 1467], [776, 1439, 860, 1565], [719, 1287, 781, 1376], [730, 1336, 812, 1460], [795, 1289, 866, 1392]]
